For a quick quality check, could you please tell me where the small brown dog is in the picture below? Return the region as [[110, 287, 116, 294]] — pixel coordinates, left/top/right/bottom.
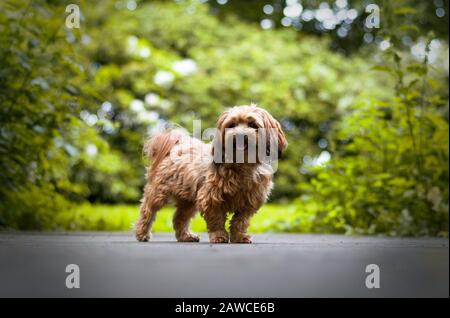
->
[[135, 104, 287, 243]]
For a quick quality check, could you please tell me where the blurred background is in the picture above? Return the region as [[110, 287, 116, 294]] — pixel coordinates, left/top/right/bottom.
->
[[0, 0, 448, 236]]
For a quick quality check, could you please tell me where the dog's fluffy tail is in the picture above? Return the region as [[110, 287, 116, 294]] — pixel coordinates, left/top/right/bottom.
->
[[144, 129, 185, 173]]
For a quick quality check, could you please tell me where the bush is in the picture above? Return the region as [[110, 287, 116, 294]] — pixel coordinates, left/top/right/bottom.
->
[[0, 0, 448, 235], [293, 5, 449, 236]]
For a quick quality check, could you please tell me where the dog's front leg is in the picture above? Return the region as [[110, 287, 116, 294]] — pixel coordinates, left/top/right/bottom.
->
[[203, 208, 229, 243], [230, 212, 254, 244], [135, 184, 168, 242]]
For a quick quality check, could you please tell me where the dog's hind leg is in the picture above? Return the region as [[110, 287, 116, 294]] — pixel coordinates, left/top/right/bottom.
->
[[135, 184, 168, 242], [173, 200, 200, 242]]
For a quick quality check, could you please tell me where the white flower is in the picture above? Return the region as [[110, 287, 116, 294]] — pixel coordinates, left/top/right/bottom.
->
[[85, 144, 98, 157], [145, 93, 160, 106], [130, 99, 145, 113], [127, 36, 138, 49], [160, 99, 172, 110], [427, 187, 442, 211], [346, 9, 358, 20], [260, 19, 274, 30], [411, 41, 426, 59], [138, 111, 159, 123], [379, 40, 391, 51], [315, 8, 333, 22], [283, 3, 303, 18], [101, 101, 112, 112], [313, 151, 331, 166], [336, 0, 348, 9], [86, 114, 98, 126], [139, 47, 151, 58], [154, 71, 175, 87], [172, 59, 198, 76]]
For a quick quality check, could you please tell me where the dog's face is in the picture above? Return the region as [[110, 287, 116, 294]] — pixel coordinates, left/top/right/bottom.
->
[[213, 105, 287, 164]]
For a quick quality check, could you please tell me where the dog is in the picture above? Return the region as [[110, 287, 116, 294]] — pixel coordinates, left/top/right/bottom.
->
[[135, 104, 287, 243]]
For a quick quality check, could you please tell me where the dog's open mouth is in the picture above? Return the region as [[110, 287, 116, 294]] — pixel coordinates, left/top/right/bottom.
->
[[234, 141, 248, 151], [233, 135, 249, 152]]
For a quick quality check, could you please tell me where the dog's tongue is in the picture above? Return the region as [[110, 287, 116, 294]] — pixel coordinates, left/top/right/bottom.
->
[[236, 143, 246, 151]]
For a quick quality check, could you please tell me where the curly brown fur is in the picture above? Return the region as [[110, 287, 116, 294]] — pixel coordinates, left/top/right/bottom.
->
[[135, 104, 287, 243]]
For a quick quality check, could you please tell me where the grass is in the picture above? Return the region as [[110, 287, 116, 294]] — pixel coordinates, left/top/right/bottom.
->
[[54, 203, 305, 233]]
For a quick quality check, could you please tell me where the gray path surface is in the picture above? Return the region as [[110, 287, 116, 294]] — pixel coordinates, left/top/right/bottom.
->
[[0, 232, 448, 297]]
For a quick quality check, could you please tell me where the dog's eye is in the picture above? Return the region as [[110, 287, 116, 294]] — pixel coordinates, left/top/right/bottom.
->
[[248, 122, 258, 129], [227, 123, 236, 129]]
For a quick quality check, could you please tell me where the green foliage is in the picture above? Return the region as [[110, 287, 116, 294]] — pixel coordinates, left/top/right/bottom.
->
[[207, 0, 449, 54], [293, 3, 449, 236], [0, 0, 138, 228], [80, 1, 387, 201], [0, 1, 76, 227], [0, 0, 448, 235], [53, 203, 302, 233]]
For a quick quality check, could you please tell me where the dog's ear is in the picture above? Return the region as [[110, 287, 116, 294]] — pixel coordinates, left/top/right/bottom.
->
[[257, 109, 287, 157], [211, 110, 230, 163]]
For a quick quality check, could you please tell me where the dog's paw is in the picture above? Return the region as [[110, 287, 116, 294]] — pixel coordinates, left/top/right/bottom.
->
[[231, 234, 252, 244], [209, 231, 229, 244], [136, 232, 150, 242], [177, 232, 200, 242]]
